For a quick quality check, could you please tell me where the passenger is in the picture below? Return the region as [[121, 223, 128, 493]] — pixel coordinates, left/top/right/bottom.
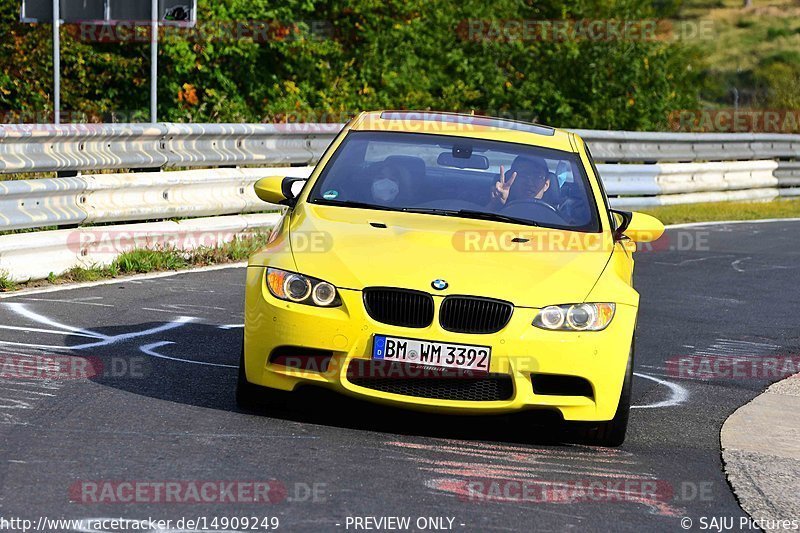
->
[[369, 160, 411, 206]]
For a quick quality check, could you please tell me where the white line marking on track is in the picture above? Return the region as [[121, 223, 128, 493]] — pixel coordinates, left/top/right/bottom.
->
[[0, 304, 198, 351], [17, 297, 114, 307], [3, 303, 108, 339], [139, 341, 237, 369], [0, 340, 76, 350], [0, 325, 100, 338], [66, 317, 198, 350], [732, 257, 750, 273], [655, 255, 736, 267], [632, 372, 689, 409]]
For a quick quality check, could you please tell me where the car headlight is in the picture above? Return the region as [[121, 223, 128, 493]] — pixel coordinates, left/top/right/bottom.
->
[[532, 303, 615, 331], [266, 268, 342, 307]]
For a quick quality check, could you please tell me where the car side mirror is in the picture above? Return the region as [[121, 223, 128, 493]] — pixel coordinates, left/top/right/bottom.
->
[[254, 176, 307, 207], [611, 210, 665, 243]]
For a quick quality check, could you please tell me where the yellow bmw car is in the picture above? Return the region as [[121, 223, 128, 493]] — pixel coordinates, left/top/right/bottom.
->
[[237, 111, 664, 446]]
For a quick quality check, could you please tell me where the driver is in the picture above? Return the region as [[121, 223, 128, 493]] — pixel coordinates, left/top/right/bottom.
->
[[489, 156, 551, 209]]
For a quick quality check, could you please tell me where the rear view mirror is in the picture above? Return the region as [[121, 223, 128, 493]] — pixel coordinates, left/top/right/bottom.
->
[[437, 152, 490, 170], [254, 176, 307, 206]]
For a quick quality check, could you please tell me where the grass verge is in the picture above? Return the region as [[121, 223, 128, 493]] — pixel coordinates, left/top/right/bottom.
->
[[639, 198, 800, 225], [0, 271, 18, 291], [0, 231, 271, 293]]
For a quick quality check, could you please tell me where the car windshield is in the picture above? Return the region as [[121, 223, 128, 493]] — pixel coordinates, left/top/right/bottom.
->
[[308, 131, 600, 232]]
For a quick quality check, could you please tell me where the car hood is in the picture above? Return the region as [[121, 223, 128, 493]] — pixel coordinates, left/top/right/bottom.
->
[[286, 203, 613, 308]]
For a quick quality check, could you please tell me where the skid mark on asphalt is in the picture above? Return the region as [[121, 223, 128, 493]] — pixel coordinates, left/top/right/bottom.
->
[[635, 336, 784, 406], [0, 383, 62, 425], [690, 338, 780, 357], [387, 439, 684, 518], [0, 350, 65, 425], [0, 305, 99, 424]]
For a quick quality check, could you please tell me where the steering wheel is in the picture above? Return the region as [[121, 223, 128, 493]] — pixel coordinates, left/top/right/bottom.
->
[[502, 198, 560, 215]]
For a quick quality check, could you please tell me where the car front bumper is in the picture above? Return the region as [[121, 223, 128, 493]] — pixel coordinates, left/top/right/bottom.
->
[[243, 266, 636, 421]]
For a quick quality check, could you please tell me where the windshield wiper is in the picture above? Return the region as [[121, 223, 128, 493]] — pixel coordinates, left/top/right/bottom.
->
[[315, 199, 394, 211], [399, 207, 539, 227], [455, 209, 539, 227], [401, 207, 539, 227], [317, 202, 539, 227]]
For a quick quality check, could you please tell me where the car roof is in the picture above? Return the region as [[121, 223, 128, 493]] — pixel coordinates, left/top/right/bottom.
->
[[349, 111, 577, 152]]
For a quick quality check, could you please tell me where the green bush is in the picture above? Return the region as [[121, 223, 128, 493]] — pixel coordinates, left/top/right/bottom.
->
[[754, 61, 800, 111], [1, 0, 702, 130]]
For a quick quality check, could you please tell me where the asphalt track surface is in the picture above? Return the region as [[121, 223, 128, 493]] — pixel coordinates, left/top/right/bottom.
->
[[0, 220, 798, 533]]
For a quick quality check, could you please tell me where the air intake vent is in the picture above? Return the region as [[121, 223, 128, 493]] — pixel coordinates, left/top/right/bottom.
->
[[348, 361, 513, 401], [439, 296, 513, 334], [363, 288, 434, 328], [531, 373, 594, 398]]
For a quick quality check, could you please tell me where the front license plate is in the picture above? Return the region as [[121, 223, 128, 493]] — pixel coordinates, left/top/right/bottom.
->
[[373, 335, 491, 373]]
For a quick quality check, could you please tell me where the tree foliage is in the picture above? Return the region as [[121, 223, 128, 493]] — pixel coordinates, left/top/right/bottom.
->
[[0, 0, 702, 130]]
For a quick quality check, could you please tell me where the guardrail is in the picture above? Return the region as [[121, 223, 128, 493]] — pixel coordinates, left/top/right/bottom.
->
[[599, 160, 782, 207], [576, 130, 800, 191], [0, 122, 798, 283], [0, 123, 341, 173], [574, 130, 800, 164], [0, 167, 312, 232], [1, 123, 798, 173]]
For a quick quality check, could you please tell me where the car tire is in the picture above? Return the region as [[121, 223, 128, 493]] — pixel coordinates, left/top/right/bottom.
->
[[571, 341, 634, 447], [236, 347, 289, 411]]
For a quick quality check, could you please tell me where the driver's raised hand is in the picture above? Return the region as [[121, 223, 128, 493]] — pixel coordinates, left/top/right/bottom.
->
[[492, 165, 516, 205]]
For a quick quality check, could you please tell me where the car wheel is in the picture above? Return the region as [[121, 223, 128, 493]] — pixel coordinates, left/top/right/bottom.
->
[[236, 346, 289, 411], [571, 342, 633, 447]]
